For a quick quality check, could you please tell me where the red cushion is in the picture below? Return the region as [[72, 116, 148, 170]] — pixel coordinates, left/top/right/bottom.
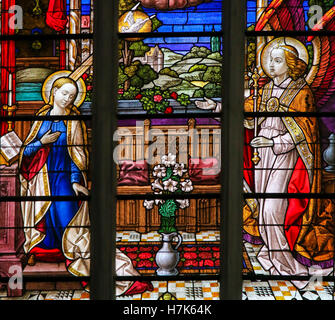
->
[[118, 160, 149, 186], [188, 158, 220, 185]]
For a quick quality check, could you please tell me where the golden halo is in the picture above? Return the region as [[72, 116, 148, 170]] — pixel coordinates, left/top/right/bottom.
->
[[41, 70, 87, 107], [261, 37, 309, 78]]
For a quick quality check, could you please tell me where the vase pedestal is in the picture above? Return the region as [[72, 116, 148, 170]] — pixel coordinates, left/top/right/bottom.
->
[[156, 267, 179, 276]]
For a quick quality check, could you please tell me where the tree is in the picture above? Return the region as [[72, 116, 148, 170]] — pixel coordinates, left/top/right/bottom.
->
[[203, 66, 222, 84], [183, 46, 211, 60], [129, 41, 151, 57], [137, 64, 158, 84], [203, 83, 221, 98], [118, 66, 129, 86], [193, 88, 205, 98], [124, 61, 141, 79], [130, 75, 144, 88], [122, 61, 159, 89], [207, 52, 223, 62], [159, 67, 179, 78]]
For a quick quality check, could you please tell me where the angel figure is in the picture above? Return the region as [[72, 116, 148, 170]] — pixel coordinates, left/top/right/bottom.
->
[[243, 32, 335, 290]]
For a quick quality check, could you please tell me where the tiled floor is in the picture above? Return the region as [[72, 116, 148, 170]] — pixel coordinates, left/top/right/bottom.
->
[[0, 289, 90, 300], [242, 279, 334, 300], [116, 280, 220, 301], [1, 231, 334, 300], [243, 240, 335, 300]]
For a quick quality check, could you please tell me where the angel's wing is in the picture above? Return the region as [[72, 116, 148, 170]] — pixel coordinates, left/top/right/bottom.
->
[[255, 0, 305, 32], [133, 17, 150, 31], [124, 11, 135, 26], [306, 7, 335, 108], [124, 3, 141, 26]]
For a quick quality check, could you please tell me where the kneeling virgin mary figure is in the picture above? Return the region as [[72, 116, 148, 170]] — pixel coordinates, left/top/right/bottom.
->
[[19, 71, 91, 278], [19, 68, 152, 296]]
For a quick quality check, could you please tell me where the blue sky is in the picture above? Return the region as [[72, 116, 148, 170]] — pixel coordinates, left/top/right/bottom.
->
[[141, 0, 222, 54]]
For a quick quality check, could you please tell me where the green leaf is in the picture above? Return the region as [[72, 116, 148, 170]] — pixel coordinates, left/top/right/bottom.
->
[[162, 167, 173, 181], [151, 17, 163, 31], [159, 199, 178, 217], [171, 175, 180, 182]]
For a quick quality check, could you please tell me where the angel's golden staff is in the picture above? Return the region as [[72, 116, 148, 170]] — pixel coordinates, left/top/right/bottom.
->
[[251, 68, 260, 165]]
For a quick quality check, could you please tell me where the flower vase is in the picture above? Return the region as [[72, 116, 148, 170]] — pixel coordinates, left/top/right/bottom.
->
[[155, 232, 183, 276], [323, 133, 335, 173]]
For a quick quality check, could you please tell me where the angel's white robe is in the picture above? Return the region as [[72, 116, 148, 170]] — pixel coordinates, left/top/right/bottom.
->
[[254, 78, 309, 288]]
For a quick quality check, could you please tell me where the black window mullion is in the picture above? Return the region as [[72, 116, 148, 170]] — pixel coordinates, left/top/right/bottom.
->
[[90, 0, 118, 300], [221, 0, 245, 300]]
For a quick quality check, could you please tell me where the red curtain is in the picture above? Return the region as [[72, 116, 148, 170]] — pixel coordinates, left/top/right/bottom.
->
[[46, 0, 67, 69], [1, 0, 16, 136]]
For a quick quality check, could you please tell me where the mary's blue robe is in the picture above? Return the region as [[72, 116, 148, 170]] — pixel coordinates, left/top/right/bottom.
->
[[23, 118, 82, 252]]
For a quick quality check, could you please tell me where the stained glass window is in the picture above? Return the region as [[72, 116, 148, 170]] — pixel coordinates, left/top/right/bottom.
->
[[7, 0, 334, 303], [0, 0, 93, 300], [0, 0, 226, 302], [115, 0, 223, 301], [243, 0, 335, 300]]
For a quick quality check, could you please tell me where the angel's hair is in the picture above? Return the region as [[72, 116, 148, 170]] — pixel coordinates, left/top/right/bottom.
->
[[281, 45, 307, 80]]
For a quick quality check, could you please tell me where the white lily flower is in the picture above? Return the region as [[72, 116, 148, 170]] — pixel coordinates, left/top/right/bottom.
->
[[163, 178, 178, 193], [161, 153, 176, 167], [176, 199, 190, 209], [173, 163, 187, 177], [153, 164, 166, 178], [181, 179, 193, 193], [143, 200, 155, 210], [151, 179, 164, 192], [153, 190, 164, 205], [155, 199, 165, 206]]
